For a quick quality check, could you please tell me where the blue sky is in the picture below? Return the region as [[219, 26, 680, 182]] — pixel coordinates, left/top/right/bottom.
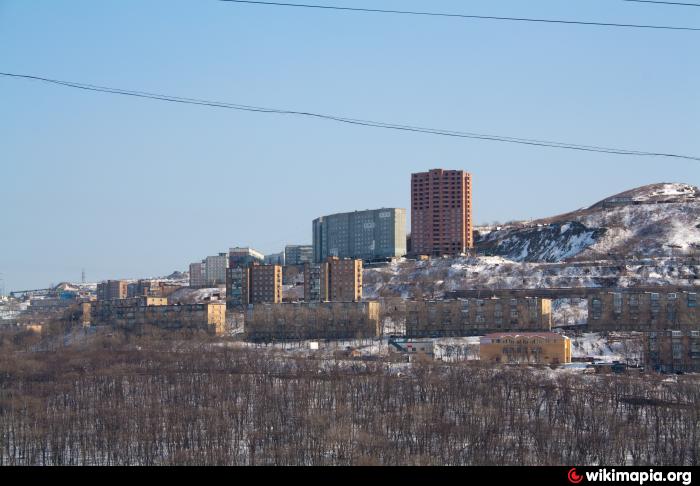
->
[[1, 0, 698, 291]]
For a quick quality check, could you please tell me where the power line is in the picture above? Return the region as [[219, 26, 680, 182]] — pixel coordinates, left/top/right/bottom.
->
[[218, 0, 700, 32], [623, 0, 700, 6], [2, 71, 699, 162]]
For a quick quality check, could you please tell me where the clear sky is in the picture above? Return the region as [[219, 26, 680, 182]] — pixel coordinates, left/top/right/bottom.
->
[[1, 0, 698, 292]]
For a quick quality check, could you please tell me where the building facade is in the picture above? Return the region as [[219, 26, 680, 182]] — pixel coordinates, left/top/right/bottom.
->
[[304, 257, 363, 302], [588, 291, 699, 331], [312, 208, 406, 263], [404, 297, 552, 337], [96, 280, 128, 301], [285, 245, 313, 265], [205, 253, 228, 286], [480, 332, 572, 365], [228, 247, 265, 268], [226, 264, 282, 308], [264, 252, 286, 266], [245, 301, 380, 341], [411, 169, 473, 256], [644, 330, 700, 373], [189, 261, 206, 288]]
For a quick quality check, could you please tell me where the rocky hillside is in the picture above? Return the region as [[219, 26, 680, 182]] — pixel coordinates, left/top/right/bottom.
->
[[475, 183, 700, 262]]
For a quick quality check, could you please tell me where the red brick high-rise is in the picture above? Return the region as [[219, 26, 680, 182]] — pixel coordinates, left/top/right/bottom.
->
[[411, 169, 473, 256]]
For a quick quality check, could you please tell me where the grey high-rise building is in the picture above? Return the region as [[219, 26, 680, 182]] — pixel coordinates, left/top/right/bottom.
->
[[312, 208, 406, 263], [285, 245, 313, 265]]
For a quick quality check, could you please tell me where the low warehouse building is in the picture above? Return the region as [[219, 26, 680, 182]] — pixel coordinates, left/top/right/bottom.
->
[[480, 332, 571, 365]]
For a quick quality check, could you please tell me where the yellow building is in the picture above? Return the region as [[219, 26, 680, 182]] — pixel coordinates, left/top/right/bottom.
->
[[480, 332, 571, 365]]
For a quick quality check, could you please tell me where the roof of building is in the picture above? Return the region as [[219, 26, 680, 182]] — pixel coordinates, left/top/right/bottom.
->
[[482, 332, 566, 340]]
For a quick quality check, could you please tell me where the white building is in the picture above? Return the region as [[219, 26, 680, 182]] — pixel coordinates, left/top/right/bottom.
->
[[205, 253, 228, 286]]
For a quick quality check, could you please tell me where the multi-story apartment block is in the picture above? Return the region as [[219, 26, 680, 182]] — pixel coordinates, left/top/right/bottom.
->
[[189, 261, 206, 288], [285, 245, 313, 265], [226, 263, 282, 308], [404, 297, 552, 337], [644, 330, 700, 373], [480, 332, 571, 365], [304, 257, 362, 302], [245, 301, 380, 341], [96, 280, 128, 301], [312, 208, 406, 263], [83, 297, 225, 335], [411, 169, 473, 256], [205, 253, 228, 286], [588, 291, 699, 331]]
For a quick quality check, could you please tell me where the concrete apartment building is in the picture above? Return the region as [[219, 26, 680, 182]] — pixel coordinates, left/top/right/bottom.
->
[[128, 280, 182, 298], [226, 264, 282, 307], [644, 330, 700, 373], [83, 296, 225, 335], [189, 261, 206, 288], [480, 333, 572, 365], [404, 297, 552, 337], [205, 253, 228, 286], [411, 169, 473, 256], [96, 280, 128, 300], [285, 245, 313, 265], [245, 301, 380, 341], [588, 291, 699, 331], [303, 257, 363, 302], [312, 208, 406, 263]]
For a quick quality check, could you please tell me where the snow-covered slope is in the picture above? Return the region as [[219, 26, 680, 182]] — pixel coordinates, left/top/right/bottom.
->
[[475, 182, 700, 262]]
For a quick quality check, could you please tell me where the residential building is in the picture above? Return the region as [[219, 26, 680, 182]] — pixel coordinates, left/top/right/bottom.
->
[[312, 208, 406, 263], [245, 301, 380, 341], [226, 263, 282, 308], [189, 261, 206, 288], [96, 280, 128, 300], [285, 245, 313, 265], [411, 168, 473, 256], [205, 253, 228, 286], [83, 297, 225, 335], [404, 297, 552, 337], [480, 332, 572, 365], [588, 291, 699, 331], [644, 330, 700, 373], [304, 257, 362, 302]]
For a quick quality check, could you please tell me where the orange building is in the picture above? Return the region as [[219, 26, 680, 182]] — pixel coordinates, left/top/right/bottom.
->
[[304, 257, 362, 302], [411, 169, 473, 256], [480, 332, 571, 365]]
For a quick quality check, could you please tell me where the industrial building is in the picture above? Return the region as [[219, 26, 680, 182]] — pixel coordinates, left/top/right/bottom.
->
[[244, 301, 380, 341], [411, 169, 473, 256], [83, 297, 225, 335], [480, 332, 572, 365], [404, 298, 552, 337], [312, 208, 406, 263], [303, 257, 363, 302]]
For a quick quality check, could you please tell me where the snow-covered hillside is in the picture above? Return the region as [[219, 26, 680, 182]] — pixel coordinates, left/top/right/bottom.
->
[[475, 182, 700, 262]]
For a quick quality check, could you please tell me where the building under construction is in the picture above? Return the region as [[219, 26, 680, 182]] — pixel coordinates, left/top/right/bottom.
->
[[245, 301, 380, 341], [404, 297, 552, 337]]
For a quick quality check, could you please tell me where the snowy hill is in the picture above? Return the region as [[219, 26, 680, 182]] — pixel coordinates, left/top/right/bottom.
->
[[475, 182, 700, 262]]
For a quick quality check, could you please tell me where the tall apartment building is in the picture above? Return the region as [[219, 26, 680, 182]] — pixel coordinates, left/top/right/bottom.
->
[[304, 257, 363, 302], [205, 253, 228, 286], [226, 263, 282, 307], [96, 280, 128, 300], [189, 261, 206, 288], [411, 169, 473, 256], [312, 208, 406, 263], [285, 245, 313, 265]]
